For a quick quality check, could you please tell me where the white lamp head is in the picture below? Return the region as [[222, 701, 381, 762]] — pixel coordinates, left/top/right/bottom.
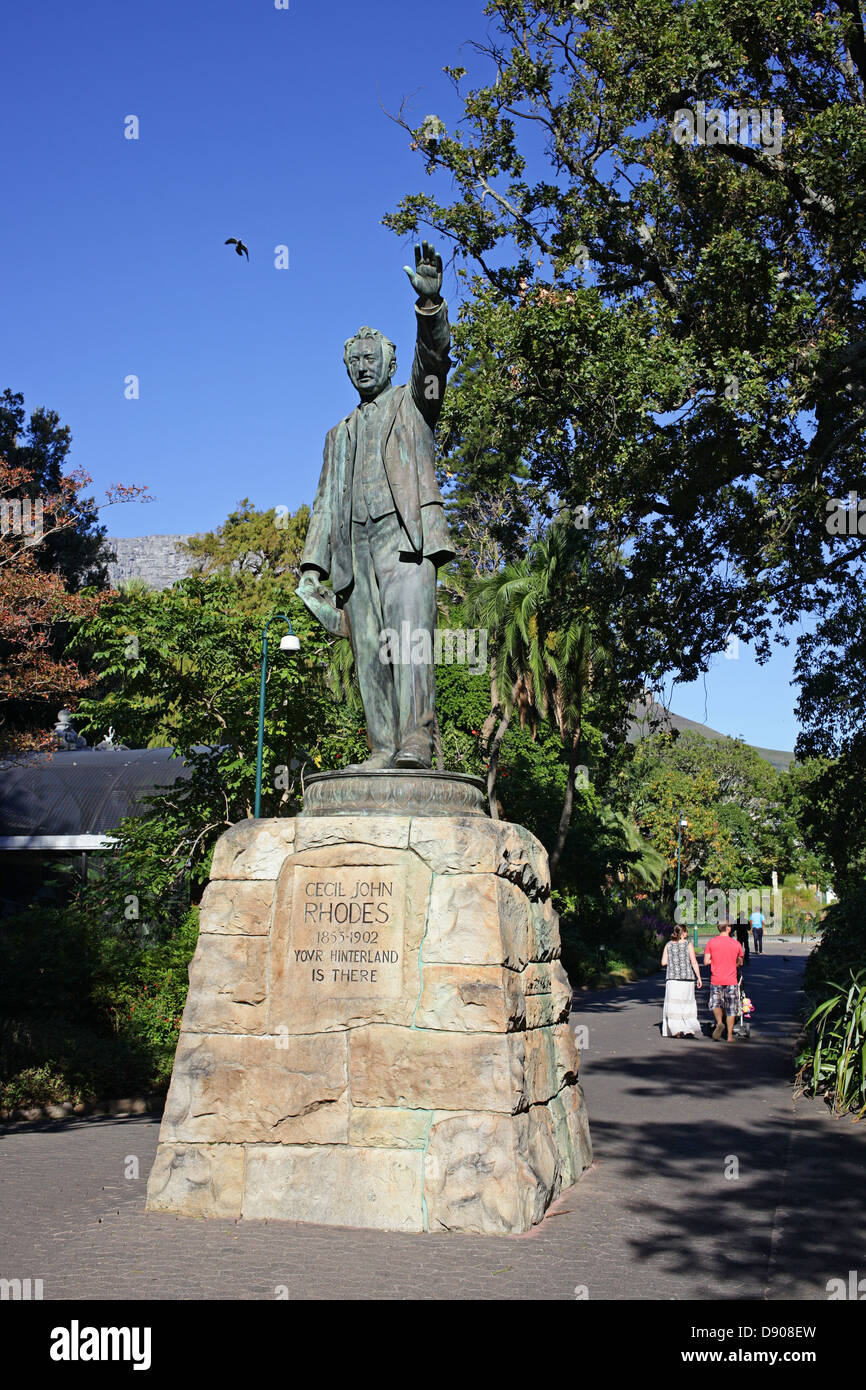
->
[[279, 633, 301, 652]]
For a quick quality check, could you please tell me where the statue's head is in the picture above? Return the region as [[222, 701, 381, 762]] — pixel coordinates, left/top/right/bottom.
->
[[343, 326, 396, 400]]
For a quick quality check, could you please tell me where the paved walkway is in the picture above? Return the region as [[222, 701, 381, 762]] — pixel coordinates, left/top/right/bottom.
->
[[1, 939, 864, 1300]]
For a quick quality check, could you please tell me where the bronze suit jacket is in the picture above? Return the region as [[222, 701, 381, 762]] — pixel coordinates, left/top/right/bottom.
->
[[301, 300, 455, 598]]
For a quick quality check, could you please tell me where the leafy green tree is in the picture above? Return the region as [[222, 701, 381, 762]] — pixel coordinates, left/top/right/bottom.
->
[[177, 498, 369, 726], [796, 582, 866, 761], [181, 498, 310, 595], [791, 753, 866, 895], [628, 729, 792, 896], [0, 437, 148, 751], [630, 734, 737, 892], [428, 628, 649, 902], [69, 572, 367, 887], [794, 582, 866, 891], [386, 0, 866, 687], [0, 389, 119, 590], [0, 894, 201, 1106], [466, 521, 629, 876], [598, 805, 666, 899], [777, 756, 835, 889]]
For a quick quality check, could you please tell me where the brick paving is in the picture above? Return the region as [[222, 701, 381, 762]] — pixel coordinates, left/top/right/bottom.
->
[[1, 938, 864, 1301]]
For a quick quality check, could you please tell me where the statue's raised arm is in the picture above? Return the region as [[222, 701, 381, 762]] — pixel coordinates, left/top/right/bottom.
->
[[404, 241, 451, 430]]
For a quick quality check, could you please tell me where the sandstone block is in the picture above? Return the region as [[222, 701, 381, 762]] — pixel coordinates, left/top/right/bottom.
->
[[523, 1026, 558, 1105], [522, 1102, 564, 1224], [522, 1022, 579, 1102], [350, 1025, 526, 1112], [407, 818, 549, 899], [522, 961, 554, 995], [560, 1079, 593, 1171], [182, 934, 268, 1034], [523, 960, 573, 1028], [160, 1032, 348, 1145], [424, 1112, 523, 1234], [547, 1091, 577, 1186], [242, 1144, 424, 1231], [409, 816, 500, 875], [525, 992, 560, 1030], [550, 958, 574, 1019], [295, 815, 410, 853], [424, 1108, 561, 1234], [348, 1106, 432, 1149], [529, 896, 561, 962], [422, 874, 529, 969], [413, 963, 525, 1032], [210, 818, 296, 880], [198, 880, 275, 935], [495, 823, 549, 901], [145, 1142, 243, 1218], [554, 1020, 581, 1088], [269, 847, 430, 1033]]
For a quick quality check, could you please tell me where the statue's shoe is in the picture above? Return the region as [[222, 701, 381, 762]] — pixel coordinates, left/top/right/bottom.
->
[[345, 749, 396, 772], [394, 736, 432, 770]]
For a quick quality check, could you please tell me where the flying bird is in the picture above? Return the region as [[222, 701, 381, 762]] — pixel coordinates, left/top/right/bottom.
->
[[225, 237, 249, 260]]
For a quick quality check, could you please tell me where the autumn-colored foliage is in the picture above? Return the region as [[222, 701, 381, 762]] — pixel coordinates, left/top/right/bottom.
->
[[0, 456, 150, 752]]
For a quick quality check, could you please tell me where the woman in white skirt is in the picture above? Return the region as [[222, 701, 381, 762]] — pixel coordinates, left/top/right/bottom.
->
[[661, 925, 703, 1037]]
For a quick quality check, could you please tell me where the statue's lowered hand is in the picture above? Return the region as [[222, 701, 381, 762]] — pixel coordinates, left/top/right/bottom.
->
[[296, 570, 350, 639]]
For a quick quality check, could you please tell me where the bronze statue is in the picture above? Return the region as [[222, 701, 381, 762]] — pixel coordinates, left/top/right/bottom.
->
[[297, 242, 454, 770]]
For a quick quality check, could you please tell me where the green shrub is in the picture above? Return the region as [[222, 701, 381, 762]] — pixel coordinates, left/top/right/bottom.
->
[[803, 887, 866, 994], [555, 895, 667, 987], [796, 969, 866, 1119], [795, 886, 866, 1118], [0, 904, 198, 1108]]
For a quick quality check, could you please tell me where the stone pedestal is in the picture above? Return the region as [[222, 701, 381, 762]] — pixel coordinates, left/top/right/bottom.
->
[[146, 798, 592, 1234]]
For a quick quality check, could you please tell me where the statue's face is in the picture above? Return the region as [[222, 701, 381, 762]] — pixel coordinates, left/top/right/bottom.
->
[[346, 337, 391, 399]]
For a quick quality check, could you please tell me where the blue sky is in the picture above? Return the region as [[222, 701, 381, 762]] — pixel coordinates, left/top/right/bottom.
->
[[2, 0, 803, 753]]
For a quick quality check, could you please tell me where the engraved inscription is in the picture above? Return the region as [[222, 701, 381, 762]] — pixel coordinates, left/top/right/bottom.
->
[[290, 866, 404, 997]]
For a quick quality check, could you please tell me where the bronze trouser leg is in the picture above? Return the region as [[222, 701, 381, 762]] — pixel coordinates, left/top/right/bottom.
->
[[346, 514, 437, 755], [344, 519, 399, 754]]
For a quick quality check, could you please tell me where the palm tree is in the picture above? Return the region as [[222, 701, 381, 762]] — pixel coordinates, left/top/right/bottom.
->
[[466, 522, 610, 878], [598, 806, 666, 899]]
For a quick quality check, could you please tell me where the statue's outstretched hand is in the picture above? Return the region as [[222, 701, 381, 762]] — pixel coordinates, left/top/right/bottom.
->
[[403, 240, 443, 305]]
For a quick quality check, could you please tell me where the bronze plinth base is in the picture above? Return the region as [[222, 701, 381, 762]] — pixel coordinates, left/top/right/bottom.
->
[[301, 768, 488, 818]]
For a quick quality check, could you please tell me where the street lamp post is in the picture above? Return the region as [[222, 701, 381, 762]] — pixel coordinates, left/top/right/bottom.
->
[[674, 815, 693, 948], [254, 614, 300, 820]]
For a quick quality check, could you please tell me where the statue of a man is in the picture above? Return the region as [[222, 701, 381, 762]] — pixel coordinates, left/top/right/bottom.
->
[[297, 241, 454, 770]]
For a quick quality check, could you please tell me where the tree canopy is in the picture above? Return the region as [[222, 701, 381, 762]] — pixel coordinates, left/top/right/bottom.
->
[[386, 0, 866, 689], [0, 389, 119, 590], [180, 498, 311, 594]]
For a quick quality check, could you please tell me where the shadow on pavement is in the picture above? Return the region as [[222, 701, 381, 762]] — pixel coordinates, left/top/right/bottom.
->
[[585, 1109, 866, 1298], [0, 1111, 161, 1138], [569, 949, 865, 1298]]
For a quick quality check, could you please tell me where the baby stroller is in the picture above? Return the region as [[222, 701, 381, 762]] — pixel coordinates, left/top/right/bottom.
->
[[732, 973, 754, 1039]]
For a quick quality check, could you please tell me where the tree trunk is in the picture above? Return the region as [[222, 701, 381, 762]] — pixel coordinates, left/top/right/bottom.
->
[[486, 677, 519, 819], [549, 727, 581, 881], [480, 653, 499, 743], [486, 710, 511, 820]]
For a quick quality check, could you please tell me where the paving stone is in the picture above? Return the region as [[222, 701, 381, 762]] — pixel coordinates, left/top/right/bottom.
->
[[2, 942, 864, 1300]]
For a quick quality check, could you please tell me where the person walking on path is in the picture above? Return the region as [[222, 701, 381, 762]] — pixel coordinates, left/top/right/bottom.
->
[[704, 920, 745, 1042], [733, 911, 750, 965], [750, 906, 765, 954], [661, 925, 703, 1037]]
